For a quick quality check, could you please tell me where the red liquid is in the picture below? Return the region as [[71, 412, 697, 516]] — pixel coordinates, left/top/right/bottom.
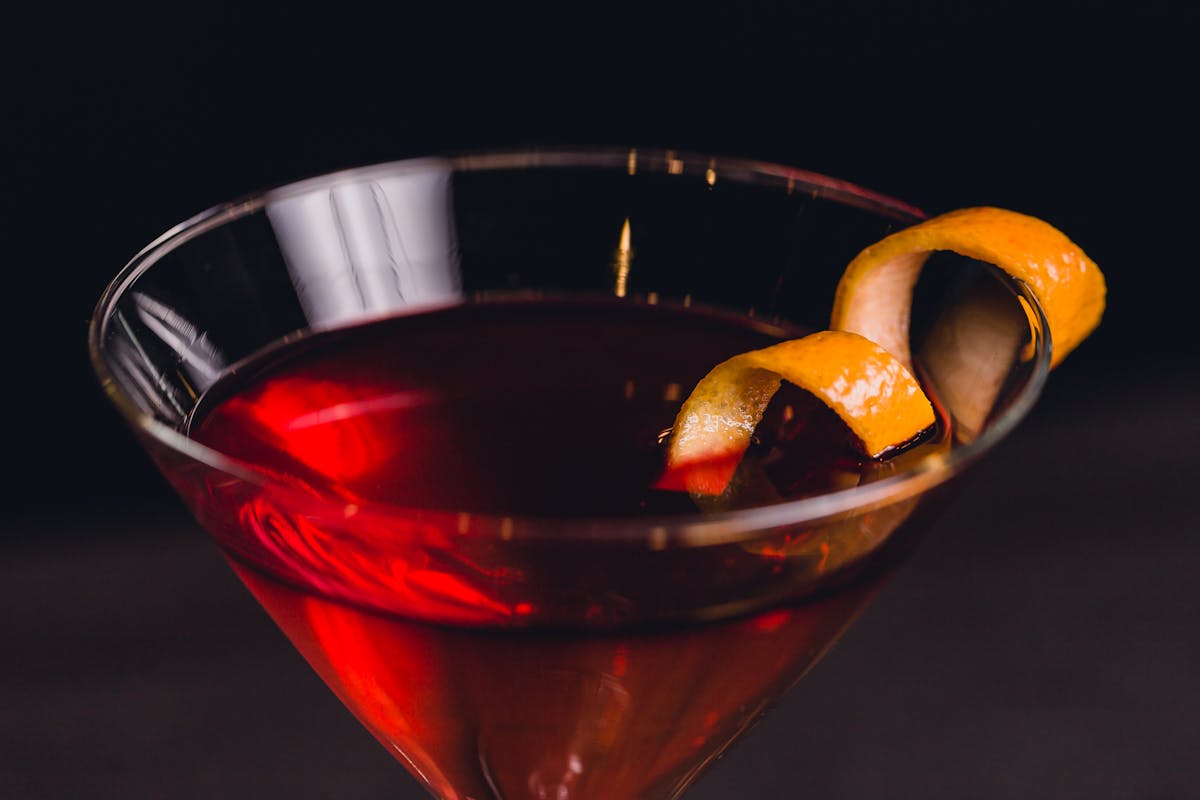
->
[[170, 300, 939, 799]]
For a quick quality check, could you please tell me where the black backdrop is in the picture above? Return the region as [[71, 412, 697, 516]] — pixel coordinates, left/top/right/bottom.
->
[[3, 3, 1198, 798]]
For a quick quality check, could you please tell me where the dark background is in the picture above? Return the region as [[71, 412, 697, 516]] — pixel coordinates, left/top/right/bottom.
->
[[3, 3, 1197, 798]]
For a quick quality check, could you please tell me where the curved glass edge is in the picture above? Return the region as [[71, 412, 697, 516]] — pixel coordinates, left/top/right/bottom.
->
[[88, 147, 1051, 547]]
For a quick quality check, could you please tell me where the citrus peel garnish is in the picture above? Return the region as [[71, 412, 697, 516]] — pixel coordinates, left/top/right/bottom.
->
[[660, 331, 935, 495], [663, 206, 1105, 499], [831, 206, 1105, 370]]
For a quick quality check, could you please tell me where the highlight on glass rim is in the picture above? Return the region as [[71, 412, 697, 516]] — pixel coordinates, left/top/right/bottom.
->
[[89, 148, 1105, 800]]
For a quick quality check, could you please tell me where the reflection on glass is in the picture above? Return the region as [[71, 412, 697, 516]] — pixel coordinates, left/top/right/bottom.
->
[[613, 218, 632, 297], [132, 292, 226, 392], [265, 163, 462, 326]]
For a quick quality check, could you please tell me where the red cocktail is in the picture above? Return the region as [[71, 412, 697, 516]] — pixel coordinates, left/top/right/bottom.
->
[[91, 150, 1064, 799]]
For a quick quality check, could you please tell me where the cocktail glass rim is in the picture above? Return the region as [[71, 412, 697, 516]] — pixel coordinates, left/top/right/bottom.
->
[[88, 146, 1051, 546]]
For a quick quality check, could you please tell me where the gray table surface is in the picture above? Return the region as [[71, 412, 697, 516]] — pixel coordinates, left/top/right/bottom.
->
[[4, 368, 1196, 799]]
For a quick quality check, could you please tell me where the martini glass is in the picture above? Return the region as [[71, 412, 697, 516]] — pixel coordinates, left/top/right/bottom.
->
[[89, 149, 1049, 800]]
